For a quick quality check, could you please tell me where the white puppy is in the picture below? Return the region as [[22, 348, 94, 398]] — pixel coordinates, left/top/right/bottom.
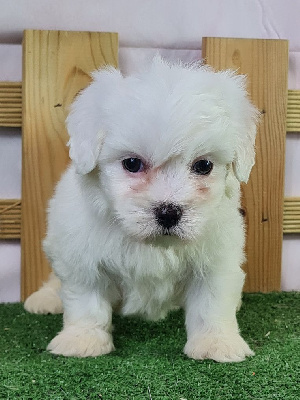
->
[[25, 57, 259, 362]]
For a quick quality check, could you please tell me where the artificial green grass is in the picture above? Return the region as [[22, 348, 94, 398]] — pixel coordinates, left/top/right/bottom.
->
[[0, 293, 299, 400]]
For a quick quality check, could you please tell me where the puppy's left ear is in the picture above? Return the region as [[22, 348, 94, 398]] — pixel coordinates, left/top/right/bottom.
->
[[231, 82, 260, 183], [67, 67, 123, 174]]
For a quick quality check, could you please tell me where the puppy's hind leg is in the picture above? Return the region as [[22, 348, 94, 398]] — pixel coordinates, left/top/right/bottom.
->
[[24, 271, 63, 314]]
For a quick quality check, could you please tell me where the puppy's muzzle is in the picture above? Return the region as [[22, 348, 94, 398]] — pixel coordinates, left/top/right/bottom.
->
[[154, 203, 183, 229]]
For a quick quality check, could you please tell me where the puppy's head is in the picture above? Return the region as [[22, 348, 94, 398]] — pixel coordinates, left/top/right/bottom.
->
[[67, 57, 259, 241]]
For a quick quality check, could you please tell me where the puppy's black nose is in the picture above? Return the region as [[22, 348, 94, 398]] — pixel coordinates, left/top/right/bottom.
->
[[154, 203, 183, 229]]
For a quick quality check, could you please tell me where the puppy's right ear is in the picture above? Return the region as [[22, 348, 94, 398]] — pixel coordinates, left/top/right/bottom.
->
[[67, 67, 123, 175]]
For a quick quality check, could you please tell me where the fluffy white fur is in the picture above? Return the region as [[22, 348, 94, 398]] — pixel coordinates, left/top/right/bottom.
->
[[24, 57, 259, 362]]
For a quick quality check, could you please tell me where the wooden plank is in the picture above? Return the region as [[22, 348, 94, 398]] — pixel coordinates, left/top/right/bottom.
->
[[202, 37, 289, 292], [0, 82, 22, 127], [287, 90, 300, 132], [0, 199, 21, 239], [283, 197, 300, 233], [21, 30, 118, 300]]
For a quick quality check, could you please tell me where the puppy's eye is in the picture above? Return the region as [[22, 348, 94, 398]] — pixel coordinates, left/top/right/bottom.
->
[[122, 158, 144, 173], [191, 159, 213, 175]]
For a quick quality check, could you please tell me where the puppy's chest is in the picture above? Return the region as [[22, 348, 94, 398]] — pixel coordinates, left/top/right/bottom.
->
[[120, 275, 185, 321], [114, 247, 189, 321]]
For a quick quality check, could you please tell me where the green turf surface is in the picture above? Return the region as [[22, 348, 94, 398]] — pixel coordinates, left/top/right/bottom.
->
[[0, 293, 299, 399]]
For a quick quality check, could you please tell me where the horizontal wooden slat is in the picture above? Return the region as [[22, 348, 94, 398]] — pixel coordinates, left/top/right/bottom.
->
[[287, 90, 300, 132], [0, 82, 22, 88], [0, 82, 22, 127], [0, 84, 299, 130], [283, 197, 300, 233], [0, 199, 21, 239], [0, 196, 299, 239]]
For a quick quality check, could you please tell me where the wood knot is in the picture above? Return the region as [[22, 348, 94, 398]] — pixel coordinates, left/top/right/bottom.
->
[[239, 208, 246, 217], [232, 49, 241, 68]]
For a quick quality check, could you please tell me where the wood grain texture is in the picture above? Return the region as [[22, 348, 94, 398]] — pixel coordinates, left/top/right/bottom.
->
[[202, 37, 289, 292], [21, 30, 118, 300]]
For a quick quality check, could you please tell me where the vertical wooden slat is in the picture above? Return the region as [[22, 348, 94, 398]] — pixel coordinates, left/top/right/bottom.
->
[[202, 38, 289, 292], [22, 30, 118, 300]]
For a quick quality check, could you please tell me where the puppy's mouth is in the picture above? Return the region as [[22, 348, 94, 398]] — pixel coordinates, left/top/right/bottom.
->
[[145, 228, 184, 247], [155, 224, 187, 241], [162, 228, 176, 236]]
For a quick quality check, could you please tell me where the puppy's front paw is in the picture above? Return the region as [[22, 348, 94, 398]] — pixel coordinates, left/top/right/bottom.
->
[[24, 288, 63, 314], [47, 326, 115, 357], [184, 332, 254, 363]]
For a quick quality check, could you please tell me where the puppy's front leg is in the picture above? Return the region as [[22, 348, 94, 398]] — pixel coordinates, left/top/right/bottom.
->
[[47, 283, 114, 357], [184, 268, 254, 363]]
